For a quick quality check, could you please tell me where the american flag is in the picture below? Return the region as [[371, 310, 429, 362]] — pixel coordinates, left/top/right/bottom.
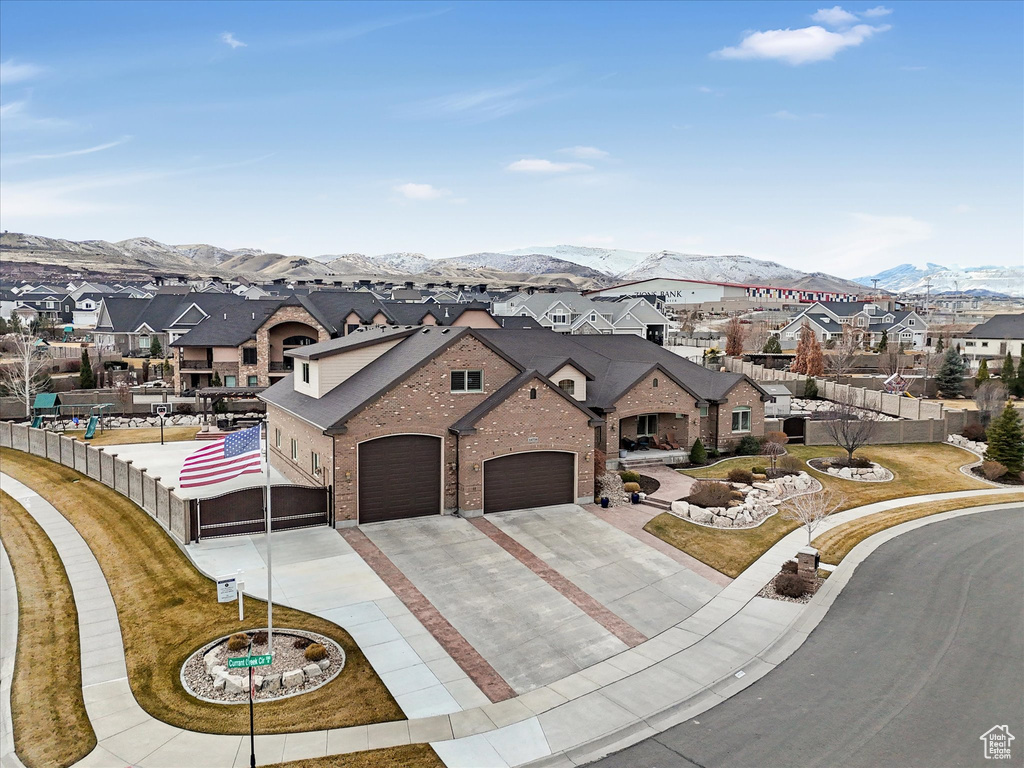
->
[[179, 425, 264, 489]]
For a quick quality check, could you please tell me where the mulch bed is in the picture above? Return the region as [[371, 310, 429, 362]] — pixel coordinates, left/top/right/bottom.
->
[[970, 466, 1024, 485], [757, 572, 825, 604], [808, 456, 873, 472], [637, 474, 661, 495]]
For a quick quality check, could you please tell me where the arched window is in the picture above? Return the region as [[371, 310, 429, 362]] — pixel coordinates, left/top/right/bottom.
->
[[529, 388, 537, 399], [558, 379, 575, 396], [653, 377, 659, 388], [283, 335, 316, 346]]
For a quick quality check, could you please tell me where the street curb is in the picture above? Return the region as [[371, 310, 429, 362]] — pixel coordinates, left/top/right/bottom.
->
[[525, 500, 1023, 767]]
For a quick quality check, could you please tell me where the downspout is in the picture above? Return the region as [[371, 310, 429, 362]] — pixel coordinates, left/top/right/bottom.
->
[[452, 432, 460, 517]]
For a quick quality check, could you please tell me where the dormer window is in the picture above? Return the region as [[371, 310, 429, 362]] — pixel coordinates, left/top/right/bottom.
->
[[558, 379, 575, 396], [301, 363, 310, 383], [550, 313, 568, 324]]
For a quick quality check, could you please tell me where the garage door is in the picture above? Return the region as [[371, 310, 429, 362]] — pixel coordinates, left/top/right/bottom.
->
[[359, 435, 441, 523], [484, 451, 575, 514]]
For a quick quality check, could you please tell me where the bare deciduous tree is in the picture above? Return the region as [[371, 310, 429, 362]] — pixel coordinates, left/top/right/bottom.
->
[[763, 440, 786, 474], [826, 327, 859, 380], [725, 317, 746, 357], [0, 334, 52, 418], [113, 380, 134, 416], [747, 320, 771, 354], [879, 342, 905, 380], [781, 488, 841, 544], [974, 380, 1008, 428], [821, 392, 878, 462]]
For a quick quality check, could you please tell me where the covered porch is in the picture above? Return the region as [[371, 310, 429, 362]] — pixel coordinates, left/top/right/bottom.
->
[[615, 411, 691, 453]]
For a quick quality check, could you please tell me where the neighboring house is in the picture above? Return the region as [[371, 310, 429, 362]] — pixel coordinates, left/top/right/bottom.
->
[[778, 301, 928, 350], [954, 314, 1024, 368], [379, 302, 500, 329], [260, 327, 767, 525], [761, 383, 793, 417], [10, 285, 71, 324], [492, 292, 671, 344]]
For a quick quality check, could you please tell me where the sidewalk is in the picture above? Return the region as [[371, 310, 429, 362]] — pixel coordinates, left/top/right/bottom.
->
[[0, 470, 1018, 768]]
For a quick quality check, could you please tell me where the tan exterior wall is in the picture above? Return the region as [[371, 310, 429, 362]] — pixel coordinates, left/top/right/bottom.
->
[[329, 336, 519, 522], [457, 377, 595, 514], [451, 310, 500, 329], [550, 364, 587, 401]]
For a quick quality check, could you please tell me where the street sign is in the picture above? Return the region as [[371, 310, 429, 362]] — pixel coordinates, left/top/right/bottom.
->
[[217, 576, 237, 603], [228, 654, 272, 669]]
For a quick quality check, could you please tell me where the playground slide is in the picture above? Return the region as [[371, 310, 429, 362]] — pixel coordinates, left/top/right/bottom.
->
[[84, 416, 99, 440], [31, 416, 42, 428]]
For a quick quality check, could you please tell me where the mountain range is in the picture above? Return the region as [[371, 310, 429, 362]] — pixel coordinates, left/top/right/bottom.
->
[[856, 263, 1024, 298], [2, 232, 874, 295]]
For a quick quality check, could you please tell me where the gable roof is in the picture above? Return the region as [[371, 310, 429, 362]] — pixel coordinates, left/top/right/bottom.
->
[[297, 290, 386, 334], [449, 369, 602, 435], [172, 301, 282, 347], [963, 314, 1024, 340]]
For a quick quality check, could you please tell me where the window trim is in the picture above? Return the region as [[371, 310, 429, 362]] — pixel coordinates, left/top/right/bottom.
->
[[301, 362, 310, 384], [312, 452, 320, 475], [636, 413, 658, 437], [557, 378, 575, 396], [242, 347, 258, 365], [450, 369, 483, 393], [699, 405, 709, 418], [275, 428, 281, 449], [290, 438, 298, 461], [731, 406, 751, 433], [248, 375, 259, 387]]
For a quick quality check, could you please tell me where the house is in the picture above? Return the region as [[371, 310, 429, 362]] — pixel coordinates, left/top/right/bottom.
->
[[778, 301, 928, 350], [492, 292, 670, 344], [954, 314, 1024, 369], [260, 327, 767, 525]]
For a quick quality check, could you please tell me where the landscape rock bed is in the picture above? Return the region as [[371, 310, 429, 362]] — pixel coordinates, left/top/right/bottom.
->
[[757, 572, 824, 604], [791, 398, 898, 422], [51, 411, 265, 431], [807, 458, 892, 482], [181, 628, 345, 704], [668, 471, 821, 529], [947, 433, 987, 456]]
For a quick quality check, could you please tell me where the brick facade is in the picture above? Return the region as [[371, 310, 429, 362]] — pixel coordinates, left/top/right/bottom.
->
[[255, 306, 330, 387], [605, 370, 702, 452], [712, 379, 766, 449], [266, 404, 334, 489], [456, 376, 595, 514]]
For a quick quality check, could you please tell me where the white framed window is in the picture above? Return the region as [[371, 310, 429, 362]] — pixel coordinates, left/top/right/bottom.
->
[[248, 375, 258, 386], [732, 407, 751, 433], [312, 452, 320, 475], [275, 428, 281, 448], [301, 363, 310, 383], [699, 405, 709, 418], [290, 438, 298, 461], [558, 378, 575, 395], [550, 313, 568, 324], [636, 414, 658, 436], [907, 319, 915, 326], [450, 369, 483, 392], [590, 313, 596, 321]]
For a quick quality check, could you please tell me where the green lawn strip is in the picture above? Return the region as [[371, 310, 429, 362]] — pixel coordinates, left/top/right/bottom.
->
[[62, 425, 199, 445], [812, 492, 1023, 565], [651, 443, 992, 578], [0, 448, 404, 735], [0, 490, 96, 768], [272, 744, 444, 768]]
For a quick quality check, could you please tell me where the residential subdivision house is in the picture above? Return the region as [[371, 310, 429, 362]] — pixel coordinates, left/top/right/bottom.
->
[[491, 292, 671, 344], [260, 326, 767, 525], [953, 314, 1024, 369], [778, 301, 928, 350]]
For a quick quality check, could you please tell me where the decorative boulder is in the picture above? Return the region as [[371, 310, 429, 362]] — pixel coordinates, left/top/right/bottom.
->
[[303, 663, 323, 678], [263, 673, 281, 692], [223, 675, 245, 694], [690, 507, 714, 524], [671, 500, 690, 517], [714, 516, 734, 527], [317, 658, 331, 671], [282, 669, 304, 688]]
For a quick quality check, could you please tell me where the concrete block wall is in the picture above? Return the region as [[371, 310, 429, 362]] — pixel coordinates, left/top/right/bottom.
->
[[87, 446, 102, 480], [156, 483, 171, 529], [46, 431, 61, 461], [100, 451, 115, 487], [60, 435, 76, 467], [29, 428, 46, 457], [169, 493, 189, 542], [74, 440, 88, 473], [143, 475, 158, 516], [129, 464, 145, 506], [113, 457, 130, 495]]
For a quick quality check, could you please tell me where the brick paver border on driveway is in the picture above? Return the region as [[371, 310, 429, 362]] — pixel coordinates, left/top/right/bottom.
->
[[340, 528, 517, 703]]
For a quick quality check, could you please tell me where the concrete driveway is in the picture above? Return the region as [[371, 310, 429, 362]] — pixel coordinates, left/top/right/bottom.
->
[[486, 505, 721, 636], [362, 516, 629, 694]]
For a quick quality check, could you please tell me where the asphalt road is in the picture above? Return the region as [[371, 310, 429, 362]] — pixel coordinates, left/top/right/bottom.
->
[[591, 508, 1024, 768]]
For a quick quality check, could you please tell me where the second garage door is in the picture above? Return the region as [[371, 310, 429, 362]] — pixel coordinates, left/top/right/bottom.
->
[[484, 451, 575, 514], [358, 435, 441, 523]]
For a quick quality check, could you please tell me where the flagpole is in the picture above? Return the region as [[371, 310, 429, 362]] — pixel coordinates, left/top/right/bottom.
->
[[264, 420, 273, 654]]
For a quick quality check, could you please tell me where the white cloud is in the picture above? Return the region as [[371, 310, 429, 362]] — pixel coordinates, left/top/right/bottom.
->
[[771, 110, 825, 120], [811, 6, 859, 27], [401, 74, 559, 122], [823, 213, 933, 271], [0, 60, 44, 85], [221, 32, 247, 49], [862, 6, 893, 17], [559, 146, 609, 160], [713, 23, 889, 65], [394, 182, 449, 200], [505, 158, 592, 174], [0, 100, 72, 131], [3, 137, 132, 166], [697, 85, 714, 93]]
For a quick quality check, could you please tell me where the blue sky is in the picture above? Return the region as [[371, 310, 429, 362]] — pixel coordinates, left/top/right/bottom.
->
[[1, 0, 1021, 276]]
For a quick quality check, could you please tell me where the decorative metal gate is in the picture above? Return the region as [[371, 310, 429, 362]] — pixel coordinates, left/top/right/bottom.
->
[[196, 485, 331, 540]]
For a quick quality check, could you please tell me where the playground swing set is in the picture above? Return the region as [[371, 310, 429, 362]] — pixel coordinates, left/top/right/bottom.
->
[[31, 393, 113, 439]]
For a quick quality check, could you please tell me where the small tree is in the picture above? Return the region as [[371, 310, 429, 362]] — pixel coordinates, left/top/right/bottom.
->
[[822, 392, 877, 462], [804, 334, 824, 376], [763, 335, 782, 354], [79, 349, 96, 389], [689, 438, 708, 465], [974, 381, 1007, 429], [0, 334, 52, 418], [999, 352, 1016, 394], [826, 327, 859, 381], [763, 440, 786, 474], [803, 377, 819, 399], [150, 336, 163, 360], [211, 371, 222, 387], [781, 488, 841, 545], [936, 347, 967, 398], [984, 405, 1024, 474], [935, 337, 944, 353], [1018, 356, 1024, 398], [113, 380, 133, 416], [975, 358, 990, 385], [725, 317, 746, 357], [877, 329, 888, 353], [747, 321, 770, 354], [792, 322, 823, 375]]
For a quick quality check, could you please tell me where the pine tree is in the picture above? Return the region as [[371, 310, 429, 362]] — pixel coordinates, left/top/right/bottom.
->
[[689, 438, 707, 465], [936, 347, 967, 398], [210, 371, 222, 387], [935, 337, 944, 353], [150, 336, 163, 359], [1017, 357, 1024, 398], [984, 405, 1024, 474], [763, 335, 782, 354], [79, 349, 95, 389], [975, 358, 990, 385], [804, 377, 819, 398], [1000, 352, 1016, 393], [877, 329, 888, 352]]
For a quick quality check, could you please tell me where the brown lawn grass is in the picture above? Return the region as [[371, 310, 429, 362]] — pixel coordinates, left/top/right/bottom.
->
[[63, 425, 200, 445], [813, 492, 1023, 565], [0, 490, 96, 768], [0, 448, 404, 735], [648, 443, 993, 578], [273, 745, 444, 768]]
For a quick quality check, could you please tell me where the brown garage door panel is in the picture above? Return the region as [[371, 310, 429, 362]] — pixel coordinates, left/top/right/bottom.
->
[[484, 451, 575, 514], [359, 435, 441, 523]]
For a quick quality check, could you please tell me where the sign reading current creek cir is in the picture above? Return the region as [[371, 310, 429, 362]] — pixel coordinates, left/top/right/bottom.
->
[[228, 654, 272, 669]]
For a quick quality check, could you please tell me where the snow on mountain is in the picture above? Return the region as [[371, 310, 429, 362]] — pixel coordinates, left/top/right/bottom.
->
[[444, 252, 608, 280], [620, 251, 804, 283], [373, 252, 434, 273], [857, 263, 1024, 297], [502, 245, 648, 276]]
